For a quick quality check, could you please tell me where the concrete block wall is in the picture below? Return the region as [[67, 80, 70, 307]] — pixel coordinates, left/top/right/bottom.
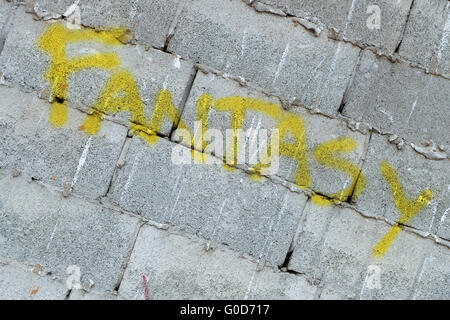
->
[[0, 0, 448, 299]]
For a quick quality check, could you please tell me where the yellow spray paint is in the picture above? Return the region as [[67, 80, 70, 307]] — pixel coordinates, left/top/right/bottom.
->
[[195, 95, 310, 187], [37, 24, 371, 211], [38, 23, 127, 127], [91, 69, 146, 126], [86, 68, 155, 140], [196, 96, 281, 170], [148, 89, 191, 143], [49, 101, 68, 127], [38, 23, 190, 147], [311, 193, 337, 206], [313, 137, 366, 204], [38, 24, 311, 189], [277, 114, 310, 188], [372, 161, 433, 258], [37, 23, 439, 263], [88, 69, 189, 144], [195, 93, 214, 150], [81, 110, 103, 135]]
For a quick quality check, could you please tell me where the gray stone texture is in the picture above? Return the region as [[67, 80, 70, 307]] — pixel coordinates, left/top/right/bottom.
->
[[0, 7, 195, 136], [288, 202, 434, 299], [0, 259, 68, 300], [0, 85, 127, 199], [0, 0, 9, 22], [33, 0, 181, 49], [118, 225, 317, 299], [109, 137, 308, 266], [258, 0, 413, 53], [0, 169, 141, 291], [437, 207, 450, 242], [0, 1, 11, 26], [398, 0, 450, 78], [353, 133, 450, 238], [412, 244, 450, 300], [178, 71, 369, 200], [0, 0, 13, 53], [0, 7, 49, 94], [168, 0, 360, 116], [343, 50, 450, 150]]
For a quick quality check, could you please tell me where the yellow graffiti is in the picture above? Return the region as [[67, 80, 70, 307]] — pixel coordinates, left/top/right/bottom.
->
[[277, 114, 310, 188], [37, 23, 434, 261], [82, 111, 103, 135], [195, 95, 310, 187], [372, 161, 433, 258], [49, 101, 68, 127], [313, 137, 366, 203], [311, 193, 337, 206], [148, 89, 191, 141], [38, 23, 127, 127], [38, 23, 189, 144], [91, 69, 146, 126]]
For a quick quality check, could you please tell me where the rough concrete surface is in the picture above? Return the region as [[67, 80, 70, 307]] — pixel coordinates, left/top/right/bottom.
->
[[288, 202, 438, 299], [398, 0, 450, 77], [0, 258, 68, 300], [109, 137, 307, 267], [0, 0, 448, 300], [259, 0, 413, 54], [353, 133, 450, 238], [343, 50, 450, 150], [33, 0, 181, 49], [168, 0, 360, 116], [119, 225, 317, 300], [0, 1, 12, 51], [0, 86, 128, 199], [0, 169, 141, 292]]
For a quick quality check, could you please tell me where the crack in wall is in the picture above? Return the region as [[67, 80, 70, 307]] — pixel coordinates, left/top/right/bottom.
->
[[279, 197, 310, 270], [169, 67, 198, 138], [103, 134, 131, 198], [394, 0, 416, 54], [338, 49, 364, 115], [163, 0, 185, 52], [113, 221, 146, 294], [348, 130, 372, 203]]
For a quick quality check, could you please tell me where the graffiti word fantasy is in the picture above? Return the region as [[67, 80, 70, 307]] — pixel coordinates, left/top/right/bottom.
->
[[37, 24, 433, 258]]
